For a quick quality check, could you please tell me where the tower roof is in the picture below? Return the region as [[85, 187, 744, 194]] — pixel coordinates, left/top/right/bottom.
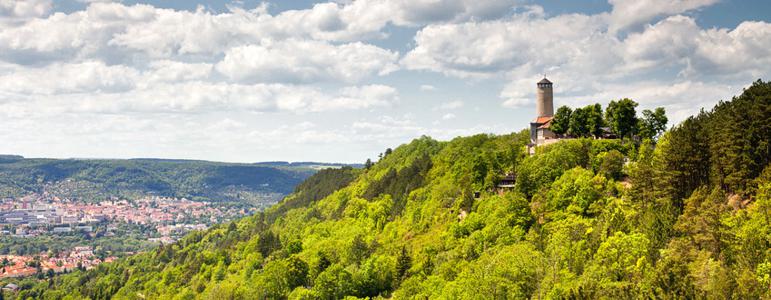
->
[[538, 77, 552, 84]]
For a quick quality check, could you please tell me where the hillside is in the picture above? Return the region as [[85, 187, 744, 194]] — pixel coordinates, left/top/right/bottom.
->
[[0, 158, 323, 205], [15, 80, 771, 299]]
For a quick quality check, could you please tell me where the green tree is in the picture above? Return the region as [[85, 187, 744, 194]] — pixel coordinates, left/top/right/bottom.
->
[[606, 98, 639, 139], [258, 230, 281, 257], [545, 167, 605, 214], [364, 158, 374, 170], [312, 252, 332, 280], [396, 247, 412, 281], [551, 106, 572, 135], [598, 150, 624, 180], [587, 103, 605, 138], [443, 244, 542, 299], [585, 232, 651, 296], [568, 107, 590, 137], [312, 265, 354, 300], [655, 118, 710, 206], [638, 107, 668, 140], [286, 256, 309, 289], [675, 187, 730, 256]]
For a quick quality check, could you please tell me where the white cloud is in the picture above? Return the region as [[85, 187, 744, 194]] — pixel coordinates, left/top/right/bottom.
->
[[146, 60, 212, 83], [690, 20, 771, 77], [0, 0, 51, 23], [622, 16, 771, 77], [621, 15, 700, 72], [435, 100, 464, 110], [352, 115, 506, 146], [607, 0, 718, 33], [0, 0, 523, 65], [441, 113, 456, 120], [0, 2, 405, 120], [323, 85, 399, 111], [501, 96, 531, 109], [0, 3, 157, 63], [294, 129, 351, 144], [77, 0, 121, 3], [0, 61, 139, 94], [0, 60, 215, 96], [0, 2, 400, 64], [420, 84, 436, 91], [0, 82, 399, 116], [274, 0, 520, 40], [270, 2, 389, 41], [207, 118, 245, 132], [402, 11, 617, 78], [352, 116, 422, 140], [215, 40, 398, 84], [383, 0, 520, 25]]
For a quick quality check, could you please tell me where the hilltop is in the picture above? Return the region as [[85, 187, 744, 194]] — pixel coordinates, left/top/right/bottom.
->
[[11, 80, 771, 299]]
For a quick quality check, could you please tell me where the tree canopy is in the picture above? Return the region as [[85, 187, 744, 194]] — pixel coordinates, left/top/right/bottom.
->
[[551, 105, 572, 135], [606, 98, 640, 139], [550, 100, 665, 142]]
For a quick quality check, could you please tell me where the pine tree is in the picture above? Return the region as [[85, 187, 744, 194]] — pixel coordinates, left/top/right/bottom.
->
[[365, 158, 374, 170], [396, 246, 412, 280]]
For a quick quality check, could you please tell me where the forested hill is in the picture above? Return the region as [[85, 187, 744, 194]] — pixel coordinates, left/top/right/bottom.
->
[[26, 80, 771, 299], [0, 158, 326, 204]]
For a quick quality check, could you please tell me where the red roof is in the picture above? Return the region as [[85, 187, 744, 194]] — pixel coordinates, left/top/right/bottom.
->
[[533, 116, 553, 124]]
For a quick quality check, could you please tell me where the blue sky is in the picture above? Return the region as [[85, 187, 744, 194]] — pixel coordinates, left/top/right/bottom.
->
[[0, 0, 769, 163]]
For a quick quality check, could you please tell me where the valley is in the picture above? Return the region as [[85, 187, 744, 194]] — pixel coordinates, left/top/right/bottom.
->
[[0, 158, 354, 284]]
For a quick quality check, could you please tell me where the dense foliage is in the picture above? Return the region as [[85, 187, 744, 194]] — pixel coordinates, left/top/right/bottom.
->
[[0, 159, 318, 204], [10, 80, 771, 299], [552, 99, 668, 141]]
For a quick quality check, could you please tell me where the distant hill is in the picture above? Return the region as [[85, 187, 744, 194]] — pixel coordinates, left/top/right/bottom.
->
[[0, 157, 356, 205]]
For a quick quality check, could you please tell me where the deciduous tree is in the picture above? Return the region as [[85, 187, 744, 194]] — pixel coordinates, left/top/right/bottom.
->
[[551, 106, 572, 135], [606, 98, 639, 139]]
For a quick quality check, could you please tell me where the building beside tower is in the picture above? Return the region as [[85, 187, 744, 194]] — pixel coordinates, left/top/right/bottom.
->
[[529, 77, 557, 149]]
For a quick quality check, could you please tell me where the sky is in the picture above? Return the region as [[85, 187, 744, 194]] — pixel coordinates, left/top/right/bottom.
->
[[0, 0, 769, 163]]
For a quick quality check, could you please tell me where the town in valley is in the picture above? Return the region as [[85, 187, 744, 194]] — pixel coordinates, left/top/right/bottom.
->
[[0, 192, 255, 279]]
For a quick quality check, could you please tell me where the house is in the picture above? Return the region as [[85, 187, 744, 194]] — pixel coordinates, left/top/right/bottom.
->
[[495, 173, 517, 195]]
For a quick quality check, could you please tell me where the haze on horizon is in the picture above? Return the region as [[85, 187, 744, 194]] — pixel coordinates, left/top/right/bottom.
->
[[0, 0, 769, 163]]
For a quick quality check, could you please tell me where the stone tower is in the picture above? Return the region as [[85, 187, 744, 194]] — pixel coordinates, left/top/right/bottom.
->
[[536, 77, 553, 117]]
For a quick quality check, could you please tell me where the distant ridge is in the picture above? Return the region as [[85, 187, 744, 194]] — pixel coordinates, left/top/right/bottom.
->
[[0, 157, 339, 205], [254, 161, 363, 168]]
